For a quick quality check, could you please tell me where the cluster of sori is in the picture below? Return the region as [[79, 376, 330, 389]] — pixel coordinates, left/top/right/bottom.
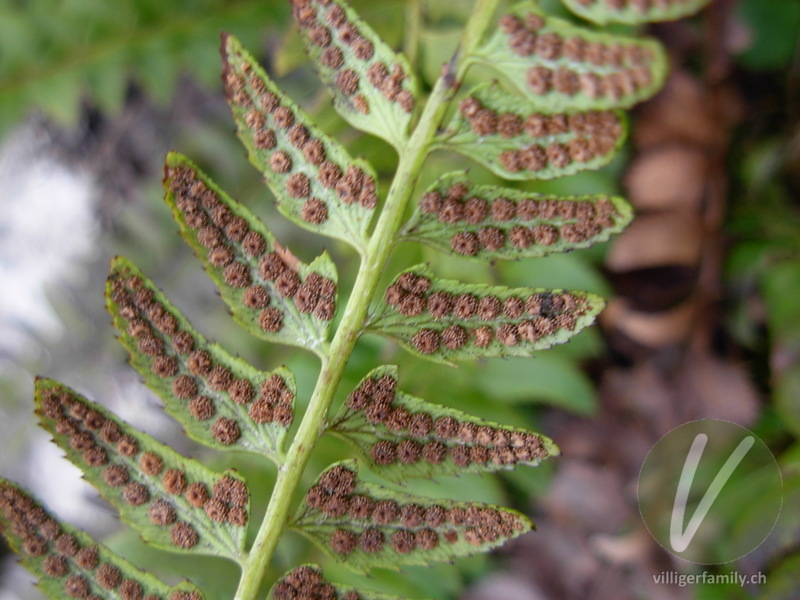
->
[[384, 272, 589, 352], [0, 484, 202, 600], [165, 164, 337, 331], [272, 566, 359, 600], [223, 35, 378, 223], [420, 181, 619, 253], [108, 271, 295, 444], [303, 466, 525, 556], [573, 0, 688, 12], [459, 95, 623, 173], [345, 374, 548, 468], [500, 11, 654, 100], [38, 386, 249, 549], [292, 0, 415, 114]]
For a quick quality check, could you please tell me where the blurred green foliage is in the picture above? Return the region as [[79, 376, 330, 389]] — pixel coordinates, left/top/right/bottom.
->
[[734, 0, 800, 70], [0, 0, 291, 133]]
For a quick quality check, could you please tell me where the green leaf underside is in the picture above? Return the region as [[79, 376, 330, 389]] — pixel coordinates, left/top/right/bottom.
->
[[292, 461, 531, 573], [329, 366, 559, 482], [401, 171, 632, 260], [561, 0, 711, 25], [368, 265, 605, 364], [222, 34, 378, 252], [0, 480, 204, 600], [35, 379, 248, 561], [269, 564, 410, 600], [164, 152, 338, 356], [439, 83, 627, 181], [107, 256, 296, 461], [473, 2, 668, 111], [292, 0, 419, 150]]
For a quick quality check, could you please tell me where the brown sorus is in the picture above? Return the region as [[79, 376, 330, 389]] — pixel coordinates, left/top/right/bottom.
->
[[65, 575, 90, 598], [254, 129, 277, 150], [400, 504, 425, 528], [330, 529, 357, 555], [139, 452, 164, 476], [370, 440, 397, 465], [315, 160, 346, 192], [424, 505, 447, 527], [422, 441, 447, 464], [412, 329, 440, 355], [117, 435, 140, 458], [204, 498, 229, 522], [464, 197, 489, 224], [336, 69, 359, 95], [149, 500, 177, 526], [103, 465, 129, 487], [162, 469, 187, 495], [212, 417, 241, 445], [317, 465, 355, 495], [258, 307, 284, 332], [189, 395, 215, 421], [438, 197, 464, 224], [172, 375, 197, 400], [185, 482, 209, 508], [397, 272, 431, 295], [170, 522, 199, 549], [301, 196, 329, 225], [43, 555, 70, 578], [427, 291, 454, 319], [243, 285, 270, 309], [172, 331, 195, 355], [434, 416, 459, 439], [228, 379, 255, 404], [321, 46, 344, 69], [334, 493, 370, 525], [397, 440, 422, 464], [416, 528, 439, 550], [477, 296, 501, 320], [390, 530, 415, 554], [372, 500, 399, 525], [477, 227, 505, 251], [286, 173, 311, 198], [75, 546, 99, 570], [408, 412, 433, 437], [123, 482, 150, 506], [358, 528, 384, 553], [269, 151, 292, 174], [119, 580, 144, 600], [207, 365, 233, 391], [152, 356, 178, 378]]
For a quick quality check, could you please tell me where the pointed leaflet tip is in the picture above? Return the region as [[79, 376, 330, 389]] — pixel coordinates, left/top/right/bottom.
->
[[106, 256, 297, 461], [0, 479, 206, 600], [162, 153, 338, 354], [403, 171, 632, 260], [221, 34, 379, 251], [473, 2, 668, 111], [291, 0, 419, 150], [35, 379, 249, 561], [293, 461, 533, 573], [329, 365, 559, 481], [370, 265, 605, 363], [439, 83, 628, 181]]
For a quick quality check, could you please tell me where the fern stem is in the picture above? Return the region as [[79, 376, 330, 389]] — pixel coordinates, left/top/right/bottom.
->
[[233, 2, 499, 598]]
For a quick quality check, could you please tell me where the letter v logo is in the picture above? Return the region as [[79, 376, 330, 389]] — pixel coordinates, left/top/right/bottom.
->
[[669, 433, 755, 553]]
